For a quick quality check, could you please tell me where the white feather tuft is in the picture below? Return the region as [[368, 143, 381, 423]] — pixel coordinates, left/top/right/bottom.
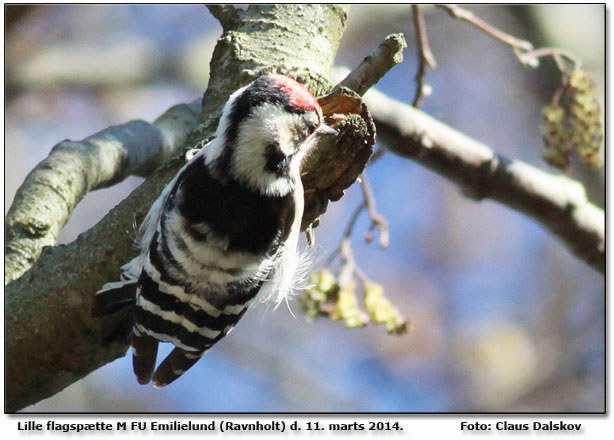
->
[[256, 236, 315, 310], [255, 172, 314, 309]]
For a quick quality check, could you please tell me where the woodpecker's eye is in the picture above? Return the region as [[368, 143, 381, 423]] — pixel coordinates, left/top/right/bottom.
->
[[303, 110, 319, 138]]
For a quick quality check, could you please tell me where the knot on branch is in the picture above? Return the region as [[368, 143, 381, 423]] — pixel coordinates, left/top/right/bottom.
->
[[301, 88, 376, 230]]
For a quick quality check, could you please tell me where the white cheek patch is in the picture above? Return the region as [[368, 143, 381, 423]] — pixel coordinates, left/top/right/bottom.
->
[[229, 103, 305, 196]]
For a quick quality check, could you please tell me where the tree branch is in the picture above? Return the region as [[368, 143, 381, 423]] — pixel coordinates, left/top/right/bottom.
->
[[438, 4, 534, 52], [5, 4, 351, 413], [437, 4, 582, 71], [360, 173, 390, 249], [411, 4, 437, 107], [363, 86, 604, 273], [334, 33, 406, 97], [205, 4, 240, 30], [5, 99, 201, 284]]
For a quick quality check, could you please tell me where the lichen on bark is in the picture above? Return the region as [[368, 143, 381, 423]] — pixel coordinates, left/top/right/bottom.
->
[[5, 4, 351, 412]]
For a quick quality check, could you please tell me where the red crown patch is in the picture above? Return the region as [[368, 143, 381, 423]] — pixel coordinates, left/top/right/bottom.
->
[[267, 73, 319, 111]]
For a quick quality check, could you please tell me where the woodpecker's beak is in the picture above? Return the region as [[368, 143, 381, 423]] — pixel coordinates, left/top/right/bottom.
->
[[316, 124, 338, 137]]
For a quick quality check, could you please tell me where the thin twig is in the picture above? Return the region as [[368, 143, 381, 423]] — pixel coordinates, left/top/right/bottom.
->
[[517, 47, 582, 71], [323, 201, 366, 268], [324, 171, 389, 271], [437, 4, 582, 73], [340, 238, 370, 285], [365, 146, 388, 171], [438, 4, 533, 52], [369, 146, 387, 165], [343, 202, 367, 239], [360, 173, 390, 249], [411, 5, 437, 107]]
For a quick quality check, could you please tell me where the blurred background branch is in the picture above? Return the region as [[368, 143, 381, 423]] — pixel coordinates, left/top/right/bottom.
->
[[359, 85, 604, 274]]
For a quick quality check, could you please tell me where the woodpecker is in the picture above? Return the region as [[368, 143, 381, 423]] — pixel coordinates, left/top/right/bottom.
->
[[94, 73, 337, 387]]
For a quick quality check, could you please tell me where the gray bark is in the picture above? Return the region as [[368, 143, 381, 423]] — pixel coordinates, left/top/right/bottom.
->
[[5, 4, 350, 412], [5, 100, 201, 284]]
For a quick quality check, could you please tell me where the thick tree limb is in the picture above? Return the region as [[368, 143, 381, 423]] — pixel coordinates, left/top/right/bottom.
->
[[4, 100, 201, 284], [5, 4, 351, 413], [363, 86, 604, 273]]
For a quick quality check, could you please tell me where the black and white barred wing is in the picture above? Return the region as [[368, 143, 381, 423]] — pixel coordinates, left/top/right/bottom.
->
[[94, 149, 301, 387], [130, 238, 259, 386], [96, 163, 249, 386]]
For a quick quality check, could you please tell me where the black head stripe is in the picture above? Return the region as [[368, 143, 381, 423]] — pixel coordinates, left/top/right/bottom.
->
[[264, 142, 291, 177], [224, 76, 307, 153], [241, 76, 308, 115]]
